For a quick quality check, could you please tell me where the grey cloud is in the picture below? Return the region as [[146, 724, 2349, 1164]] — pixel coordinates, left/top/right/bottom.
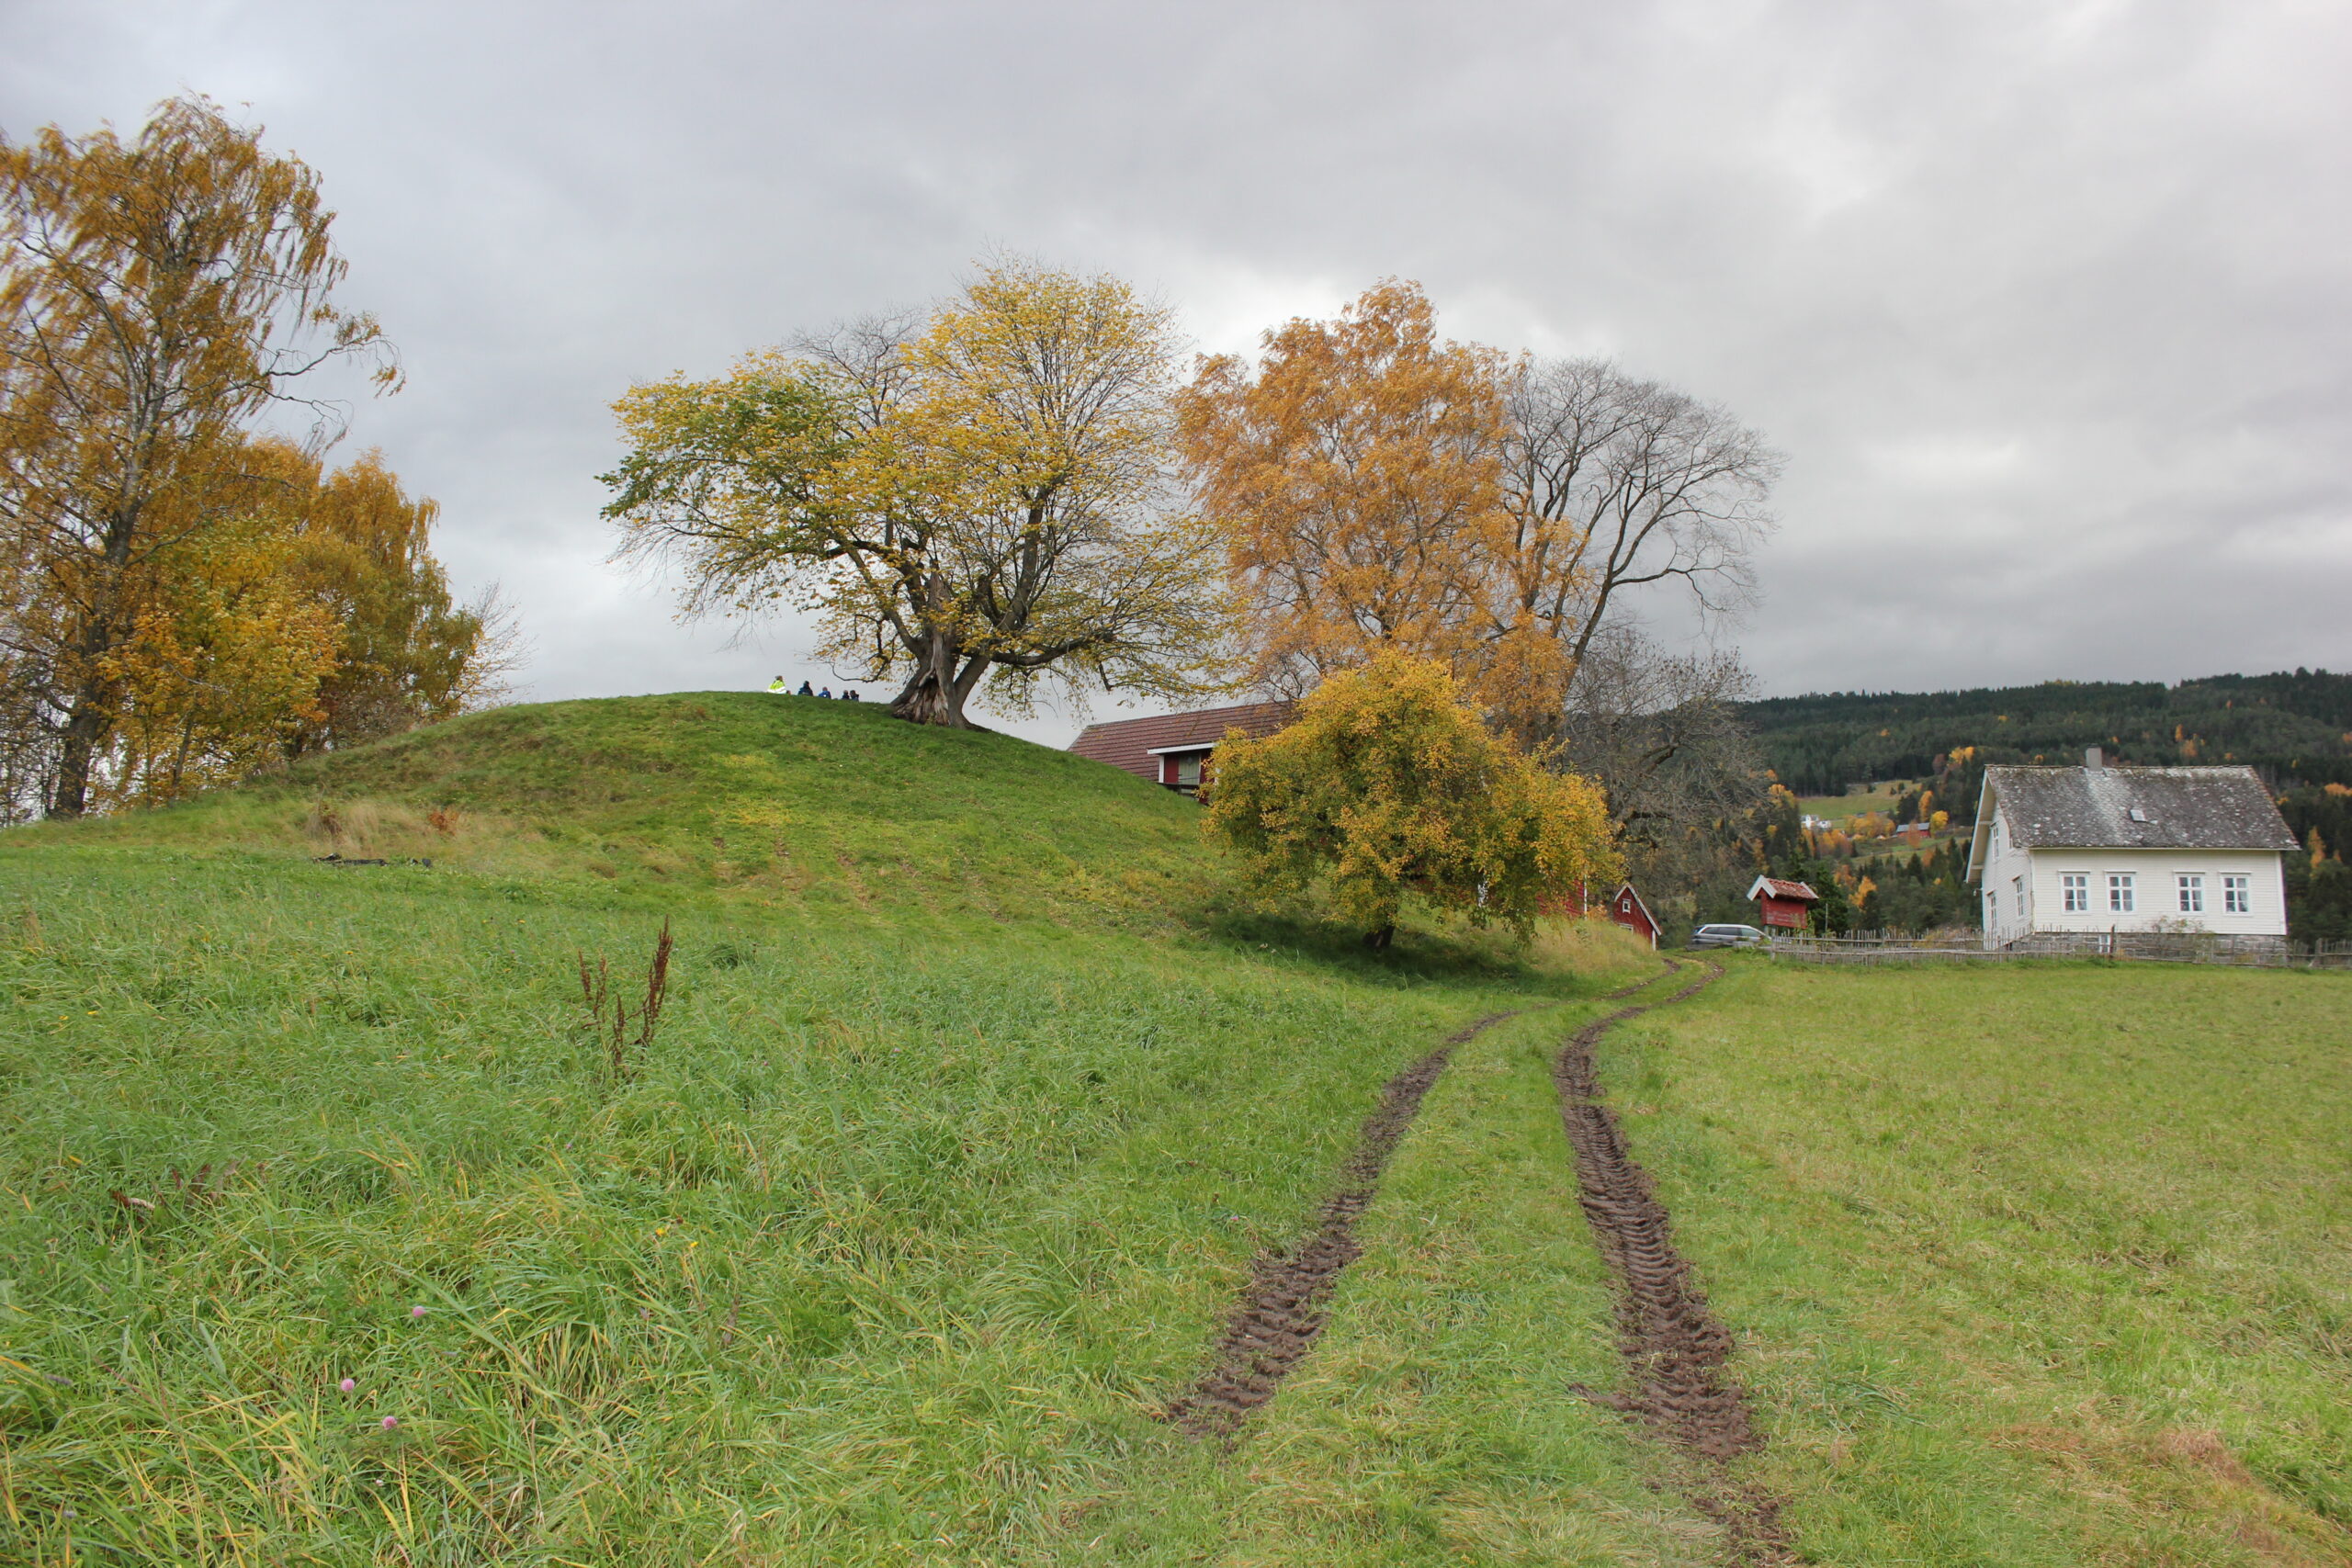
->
[[5, 0, 2346, 746]]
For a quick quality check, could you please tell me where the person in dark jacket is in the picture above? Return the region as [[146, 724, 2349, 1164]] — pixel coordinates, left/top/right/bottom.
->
[[797, 681, 814, 696]]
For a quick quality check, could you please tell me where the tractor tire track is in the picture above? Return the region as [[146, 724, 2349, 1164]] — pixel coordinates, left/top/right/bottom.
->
[[1553, 962, 1798, 1565], [1166, 964, 1673, 1442]]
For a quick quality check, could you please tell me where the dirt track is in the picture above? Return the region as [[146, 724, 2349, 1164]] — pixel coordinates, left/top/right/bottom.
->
[[1554, 962, 1796, 1563], [1164, 1010, 1512, 1438], [1167, 964, 1673, 1441]]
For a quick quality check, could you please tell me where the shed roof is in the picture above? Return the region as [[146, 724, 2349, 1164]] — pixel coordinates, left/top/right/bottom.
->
[[1609, 879, 1661, 931], [1981, 764, 2298, 852], [1747, 875, 1820, 903], [1068, 700, 1296, 783]]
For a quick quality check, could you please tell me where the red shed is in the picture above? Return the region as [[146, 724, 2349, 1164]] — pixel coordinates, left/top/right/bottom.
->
[[1746, 874, 1820, 931], [1605, 880, 1662, 949]]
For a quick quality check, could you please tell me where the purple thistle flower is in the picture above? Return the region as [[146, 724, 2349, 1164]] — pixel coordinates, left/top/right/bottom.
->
[[339, 1377, 356, 1393], [382, 1416, 399, 1429]]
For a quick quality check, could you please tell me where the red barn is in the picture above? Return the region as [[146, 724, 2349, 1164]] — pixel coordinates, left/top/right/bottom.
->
[[1747, 874, 1821, 931], [1605, 880, 1662, 948], [1068, 700, 1296, 797]]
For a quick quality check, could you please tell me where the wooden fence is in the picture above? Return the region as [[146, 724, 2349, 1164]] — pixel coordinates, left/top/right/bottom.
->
[[1768, 931, 2352, 970]]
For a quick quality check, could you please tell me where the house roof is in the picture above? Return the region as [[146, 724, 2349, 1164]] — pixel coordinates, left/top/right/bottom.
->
[[1747, 875, 1820, 903], [1966, 761, 2299, 880], [1981, 764, 2298, 853], [1068, 700, 1297, 783], [1609, 879, 1660, 931]]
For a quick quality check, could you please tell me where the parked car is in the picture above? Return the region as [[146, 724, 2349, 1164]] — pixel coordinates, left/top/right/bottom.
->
[[1689, 923, 1768, 949]]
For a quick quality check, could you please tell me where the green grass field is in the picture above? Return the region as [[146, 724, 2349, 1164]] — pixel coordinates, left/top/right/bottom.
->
[[2, 694, 2346, 1564], [1620, 960, 2352, 1565], [1794, 782, 1916, 821]]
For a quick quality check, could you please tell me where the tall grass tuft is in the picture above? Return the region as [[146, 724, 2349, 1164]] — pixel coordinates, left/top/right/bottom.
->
[[578, 918, 673, 1082]]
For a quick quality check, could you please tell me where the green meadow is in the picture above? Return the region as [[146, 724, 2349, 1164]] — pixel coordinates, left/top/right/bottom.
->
[[1613, 961, 2352, 1565], [1, 693, 2346, 1564]]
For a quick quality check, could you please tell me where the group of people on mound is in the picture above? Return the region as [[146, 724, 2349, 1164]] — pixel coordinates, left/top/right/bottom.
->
[[769, 677, 862, 702]]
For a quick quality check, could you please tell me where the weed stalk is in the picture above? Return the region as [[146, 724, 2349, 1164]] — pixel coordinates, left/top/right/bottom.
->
[[578, 919, 673, 1083]]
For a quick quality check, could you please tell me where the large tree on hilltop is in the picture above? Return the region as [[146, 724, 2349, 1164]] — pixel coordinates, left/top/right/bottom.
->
[[0, 96, 399, 817], [601, 261, 1234, 728]]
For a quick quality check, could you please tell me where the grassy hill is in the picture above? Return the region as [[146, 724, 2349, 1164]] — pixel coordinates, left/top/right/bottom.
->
[[28, 692, 1224, 922], [3, 694, 2347, 1564]]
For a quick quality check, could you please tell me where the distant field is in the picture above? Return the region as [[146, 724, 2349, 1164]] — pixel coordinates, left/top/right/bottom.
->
[[1795, 781, 1921, 820], [3, 696, 2346, 1564]]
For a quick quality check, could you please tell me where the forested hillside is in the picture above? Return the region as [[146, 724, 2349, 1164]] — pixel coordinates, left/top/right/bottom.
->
[[1736, 670, 2352, 938], [1743, 670, 2352, 813]]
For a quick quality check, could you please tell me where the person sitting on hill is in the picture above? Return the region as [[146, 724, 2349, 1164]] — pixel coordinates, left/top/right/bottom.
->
[[767, 675, 786, 693], [844, 689, 861, 702], [819, 686, 832, 699], [796, 681, 814, 696]]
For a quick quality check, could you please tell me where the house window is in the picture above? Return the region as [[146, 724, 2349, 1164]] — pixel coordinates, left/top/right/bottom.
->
[[2176, 874, 2204, 914], [2108, 874, 2135, 913], [2223, 874, 2251, 914], [2011, 876, 2024, 921], [2062, 874, 2089, 912], [1175, 753, 1204, 790]]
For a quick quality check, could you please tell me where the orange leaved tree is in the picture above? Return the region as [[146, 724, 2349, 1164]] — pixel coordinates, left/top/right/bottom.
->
[[1202, 649, 1619, 949], [0, 96, 397, 816], [1176, 280, 1506, 704], [1180, 282, 1779, 753]]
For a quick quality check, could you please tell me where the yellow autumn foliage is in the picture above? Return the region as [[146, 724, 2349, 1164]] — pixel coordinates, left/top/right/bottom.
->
[[1201, 650, 1618, 947]]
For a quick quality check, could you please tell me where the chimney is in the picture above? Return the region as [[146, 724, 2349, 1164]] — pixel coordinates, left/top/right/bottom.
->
[[2085, 746, 2103, 771]]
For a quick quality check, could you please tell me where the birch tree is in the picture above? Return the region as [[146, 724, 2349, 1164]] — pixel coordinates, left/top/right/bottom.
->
[[0, 96, 397, 816]]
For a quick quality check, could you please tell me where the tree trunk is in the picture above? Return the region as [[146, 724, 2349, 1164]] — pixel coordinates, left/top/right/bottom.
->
[[50, 692, 107, 818], [888, 661, 966, 727], [49, 612, 121, 818], [1363, 923, 1395, 952], [888, 576, 993, 728]]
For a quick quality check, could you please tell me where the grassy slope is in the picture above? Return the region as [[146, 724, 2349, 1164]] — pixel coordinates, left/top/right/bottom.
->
[[0, 694, 1667, 1565], [28, 693, 1222, 919], [6, 694, 2349, 1564], [1617, 959, 2352, 1564]]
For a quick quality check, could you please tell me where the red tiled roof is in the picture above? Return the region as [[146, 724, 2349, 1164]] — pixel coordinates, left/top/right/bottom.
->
[[1069, 700, 1297, 783], [1747, 875, 1821, 903]]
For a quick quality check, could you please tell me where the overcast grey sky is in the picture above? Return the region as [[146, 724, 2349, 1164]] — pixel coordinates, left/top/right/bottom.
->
[[6, 0, 2347, 743]]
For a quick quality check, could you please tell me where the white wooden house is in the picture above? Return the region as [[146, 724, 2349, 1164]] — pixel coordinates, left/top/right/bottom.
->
[[1966, 749, 2298, 951]]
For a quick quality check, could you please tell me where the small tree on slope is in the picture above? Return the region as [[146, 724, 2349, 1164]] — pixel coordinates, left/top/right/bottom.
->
[[1203, 650, 1620, 949]]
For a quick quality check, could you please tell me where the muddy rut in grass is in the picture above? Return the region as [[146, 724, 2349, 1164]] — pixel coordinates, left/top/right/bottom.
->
[[1167, 965, 1670, 1441], [1555, 962, 1797, 1564]]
